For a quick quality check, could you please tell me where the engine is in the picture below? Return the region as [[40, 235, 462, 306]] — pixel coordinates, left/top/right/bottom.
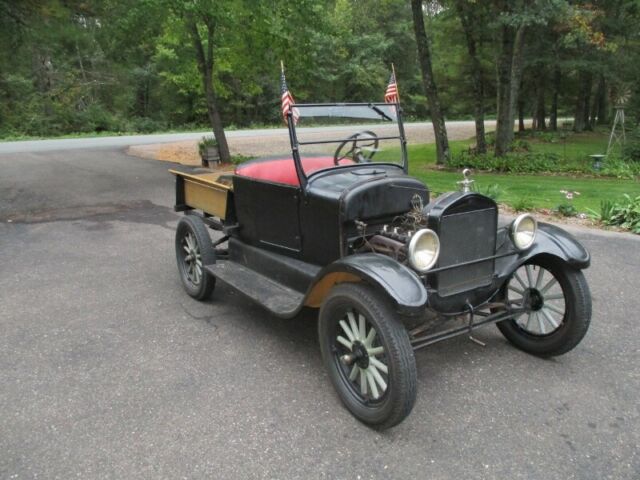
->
[[356, 206, 429, 265]]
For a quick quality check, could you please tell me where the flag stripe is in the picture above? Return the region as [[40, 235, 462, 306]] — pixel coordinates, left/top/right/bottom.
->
[[280, 69, 299, 124], [384, 71, 399, 104]]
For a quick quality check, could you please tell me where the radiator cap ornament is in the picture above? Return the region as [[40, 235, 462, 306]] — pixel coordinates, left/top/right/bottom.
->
[[457, 168, 475, 193], [411, 193, 424, 211]]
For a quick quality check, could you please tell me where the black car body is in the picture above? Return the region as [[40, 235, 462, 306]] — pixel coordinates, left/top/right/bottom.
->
[[171, 102, 592, 428]]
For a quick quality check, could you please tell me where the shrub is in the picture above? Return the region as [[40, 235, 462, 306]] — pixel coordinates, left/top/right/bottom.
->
[[589, 195, 640, 233], [607, 194, 640, 233], [448, 151, 561, 174], [510, 139, 531, 152], [198, 136, 218, 156], [622, 127, 640, 162], [512, 197, 533, 212], [601, 156, 640, 179], [74, 104, 121, 133], [516, 130, 561, 143], [479, 183, 503, 201], [556, 203, 578, 217], [127, 117, 168, 133], [597, 199, 615, 223], [231, 154, 252, 165]]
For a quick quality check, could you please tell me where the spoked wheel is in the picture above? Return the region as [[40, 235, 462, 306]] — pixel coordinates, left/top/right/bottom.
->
[[319, 283, 416, 429], [175, 215, 216, 300], [497, 256, 591, 357]]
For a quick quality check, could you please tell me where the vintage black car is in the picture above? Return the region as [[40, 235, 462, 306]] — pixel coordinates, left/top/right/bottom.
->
[[170, 103, 591, 429]]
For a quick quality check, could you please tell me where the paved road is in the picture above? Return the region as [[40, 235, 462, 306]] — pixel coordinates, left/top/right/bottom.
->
[[0, 120, 492, 154], [1, 147, 639, 479]]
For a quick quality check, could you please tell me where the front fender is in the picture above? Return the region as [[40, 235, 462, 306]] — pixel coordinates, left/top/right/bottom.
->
[[496, 222, 590, 277], [304, 253, 428, 315]]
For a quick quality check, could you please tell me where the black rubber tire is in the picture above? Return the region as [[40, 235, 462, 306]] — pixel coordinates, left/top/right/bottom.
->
[[496, 256, 591, 357], [318, 283, 417, 430], [175, 215, 216, 300]]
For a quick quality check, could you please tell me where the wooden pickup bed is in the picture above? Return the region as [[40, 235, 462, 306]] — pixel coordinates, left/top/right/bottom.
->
[[170, 169, 233, 219]]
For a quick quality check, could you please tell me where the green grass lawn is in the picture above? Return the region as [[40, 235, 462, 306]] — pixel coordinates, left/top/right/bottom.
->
[[378, 131, 639, 214]]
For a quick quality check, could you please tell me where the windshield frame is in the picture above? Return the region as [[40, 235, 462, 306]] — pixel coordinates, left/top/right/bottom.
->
[[286, 102, 408, 189]]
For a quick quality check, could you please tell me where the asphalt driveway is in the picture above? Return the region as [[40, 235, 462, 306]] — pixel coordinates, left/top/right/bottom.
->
[[0, 148, 638, 479]]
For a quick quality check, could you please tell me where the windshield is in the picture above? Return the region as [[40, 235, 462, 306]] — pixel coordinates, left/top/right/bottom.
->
[[289, 103, 406, 178]]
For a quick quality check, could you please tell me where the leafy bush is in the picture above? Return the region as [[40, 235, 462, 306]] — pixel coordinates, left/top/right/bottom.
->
[[601, 156, 640, 179], [126, 117, 168, 133], [515, 130, 561, 143], [512, 197, 534, 212], [449, 148, 639, 178], [448, 151, 562, 174], [595, 199, 615, 223], [74, 104, 122, 133], [589, 195, 640, 233], [510, 139, 531, 152], [556, 203, 578, 217], [622, 127, 640, 162], [231, 154, 253, 165], [198, 136, 218, 156], [478, 183, 503, 201], [607, 194, 640, 233]]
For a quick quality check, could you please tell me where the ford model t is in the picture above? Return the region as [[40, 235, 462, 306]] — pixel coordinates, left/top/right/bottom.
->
[[170, 102, 591, 429]]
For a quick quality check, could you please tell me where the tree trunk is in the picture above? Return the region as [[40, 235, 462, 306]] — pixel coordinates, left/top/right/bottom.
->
[[594, 74, 607, 125], [535, 73, 546, 131], [518, 90, 525, 132], [583, 73, 593, 131], [573, 70, 592, 133], [411, 0, 450, 165], [186, 17, 231, 163], [495, 24, 526, 156], [495, 25, 513, 156], [549, 67, 560, 131], [456, 1, 486, 153]]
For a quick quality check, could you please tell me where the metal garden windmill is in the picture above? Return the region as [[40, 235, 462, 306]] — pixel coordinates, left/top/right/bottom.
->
[[607, 86, 630, 155]]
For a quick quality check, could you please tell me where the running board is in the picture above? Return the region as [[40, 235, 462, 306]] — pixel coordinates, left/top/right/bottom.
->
[[205, 261, 304, 318]]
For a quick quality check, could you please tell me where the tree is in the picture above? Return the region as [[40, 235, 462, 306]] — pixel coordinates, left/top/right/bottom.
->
[[411, 0, 450, 165], [493, 0, 528, 157], [454, 0, 488, 153], [172, 1, 231, 163]]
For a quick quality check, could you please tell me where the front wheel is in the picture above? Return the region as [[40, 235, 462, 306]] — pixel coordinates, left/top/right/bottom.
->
[[496, 256, 591, 357], [318, 283, 417, 430]]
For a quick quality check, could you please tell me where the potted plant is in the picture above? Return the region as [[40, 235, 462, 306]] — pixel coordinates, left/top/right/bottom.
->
[[198, 136, 220, 167]]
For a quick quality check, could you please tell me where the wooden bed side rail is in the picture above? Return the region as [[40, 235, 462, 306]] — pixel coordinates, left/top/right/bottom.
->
[[170, 169, 232, 219]]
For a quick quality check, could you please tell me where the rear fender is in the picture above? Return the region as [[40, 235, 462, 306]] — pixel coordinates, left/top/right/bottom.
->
[[304, 253, 428, 315]]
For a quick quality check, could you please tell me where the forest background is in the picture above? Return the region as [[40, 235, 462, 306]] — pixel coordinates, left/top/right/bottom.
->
[[1, 0, 638, 163]]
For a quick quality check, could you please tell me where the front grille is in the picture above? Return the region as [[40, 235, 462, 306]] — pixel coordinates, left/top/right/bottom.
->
[[435, 207, 497, 297]]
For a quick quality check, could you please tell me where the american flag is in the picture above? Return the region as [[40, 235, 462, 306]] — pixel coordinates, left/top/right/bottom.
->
[[384, 71, 399, 104], [280, 68, 299, 125]]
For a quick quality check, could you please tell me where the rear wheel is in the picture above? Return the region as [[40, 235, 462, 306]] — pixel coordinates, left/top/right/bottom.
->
[[496, 256, 591, 357], [175, 215, 216, 300], [318, 283, 416, 429]]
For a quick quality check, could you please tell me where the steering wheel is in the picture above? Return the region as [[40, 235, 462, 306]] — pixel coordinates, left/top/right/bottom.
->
[[333, 131, 380, 165]]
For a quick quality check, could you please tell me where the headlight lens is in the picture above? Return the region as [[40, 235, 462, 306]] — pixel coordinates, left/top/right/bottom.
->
[[510, 214, 537, 250], [408, 229, 440, 272]]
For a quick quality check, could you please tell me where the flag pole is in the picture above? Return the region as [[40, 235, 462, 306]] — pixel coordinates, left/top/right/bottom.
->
[[281, 60, 285, 74], [391, 63, 400, 104]]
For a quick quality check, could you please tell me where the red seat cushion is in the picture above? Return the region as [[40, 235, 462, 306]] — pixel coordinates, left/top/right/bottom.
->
[[235, 156, 351, 186]]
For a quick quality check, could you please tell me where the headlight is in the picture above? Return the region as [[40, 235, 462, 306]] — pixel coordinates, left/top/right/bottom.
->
[[408, 229, 440, 272], [510, 214, 537, 250]]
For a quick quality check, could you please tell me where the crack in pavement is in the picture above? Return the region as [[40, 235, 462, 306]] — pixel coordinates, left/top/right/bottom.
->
[[179, 302, 218, 328]]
